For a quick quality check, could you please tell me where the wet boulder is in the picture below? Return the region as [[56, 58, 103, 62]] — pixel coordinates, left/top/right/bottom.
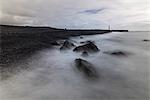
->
[[60, 40, 75, 50], [81, 51, 88, 57], [73, 42, 99, 53], [74, 58, 98, 78]]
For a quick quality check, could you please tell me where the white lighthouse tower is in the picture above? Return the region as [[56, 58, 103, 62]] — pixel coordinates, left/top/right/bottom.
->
[[108, 25, 111, 30]]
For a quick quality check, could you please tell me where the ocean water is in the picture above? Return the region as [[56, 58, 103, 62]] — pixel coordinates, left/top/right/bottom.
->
[[0, 32, 150, 100]]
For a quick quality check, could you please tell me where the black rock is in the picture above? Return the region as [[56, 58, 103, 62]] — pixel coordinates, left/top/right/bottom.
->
[[81, 51, 88, 56], [111, 51, 126, 56], [75, 58, 98, 78], [51, 41, 60, 46], [60, 40, 75, 50], [80, 41, 85, 44], [73, 42, 99, 53], [80, 40, 93, 44], [104, 51, 127, 56], [142, 39, 150, 42], [80, 36, 84, 39]]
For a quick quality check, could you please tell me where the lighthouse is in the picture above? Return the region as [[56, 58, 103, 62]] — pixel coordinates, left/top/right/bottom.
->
[[108, 25, 111, 30]]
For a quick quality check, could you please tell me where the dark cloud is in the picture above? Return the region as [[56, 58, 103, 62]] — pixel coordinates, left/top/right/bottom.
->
[[0, 14, 37, 26], [79, 8, 106, 14]]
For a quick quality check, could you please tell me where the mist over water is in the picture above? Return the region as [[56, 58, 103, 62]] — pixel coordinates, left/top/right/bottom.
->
[[0, 32, 150, 100]]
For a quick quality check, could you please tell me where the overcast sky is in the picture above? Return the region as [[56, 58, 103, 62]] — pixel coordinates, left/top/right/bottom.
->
[[0, 0, 150, 30]]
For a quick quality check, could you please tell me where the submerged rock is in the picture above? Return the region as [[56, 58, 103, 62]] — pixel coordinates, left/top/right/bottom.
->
[[73, 41, 99, 53], [104, 51, 128, 56], [81, 51, 88, 57], [74, 58, 98, 78], [111, 51, 126, 56], [80, 36, 84, 39], [142, 39, 150, 42], [60, 40, 75, 50], [80, 40, 94, 44]]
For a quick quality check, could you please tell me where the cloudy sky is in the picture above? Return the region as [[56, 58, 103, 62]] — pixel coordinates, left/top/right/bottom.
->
[[0, 0, 150, 30]]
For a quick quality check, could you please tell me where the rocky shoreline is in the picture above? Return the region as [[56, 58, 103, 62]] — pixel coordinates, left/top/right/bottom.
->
[[0, 25, 114, 65]]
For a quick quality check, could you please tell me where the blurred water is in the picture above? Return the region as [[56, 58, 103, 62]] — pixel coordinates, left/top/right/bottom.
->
[[0, 32, 150, 100]]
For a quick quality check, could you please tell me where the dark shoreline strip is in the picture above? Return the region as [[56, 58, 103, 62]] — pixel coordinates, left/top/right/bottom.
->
[[0, 25, 128, 65]]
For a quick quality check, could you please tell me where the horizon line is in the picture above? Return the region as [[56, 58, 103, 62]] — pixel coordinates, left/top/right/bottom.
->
[[1, 24, 149, 32]]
